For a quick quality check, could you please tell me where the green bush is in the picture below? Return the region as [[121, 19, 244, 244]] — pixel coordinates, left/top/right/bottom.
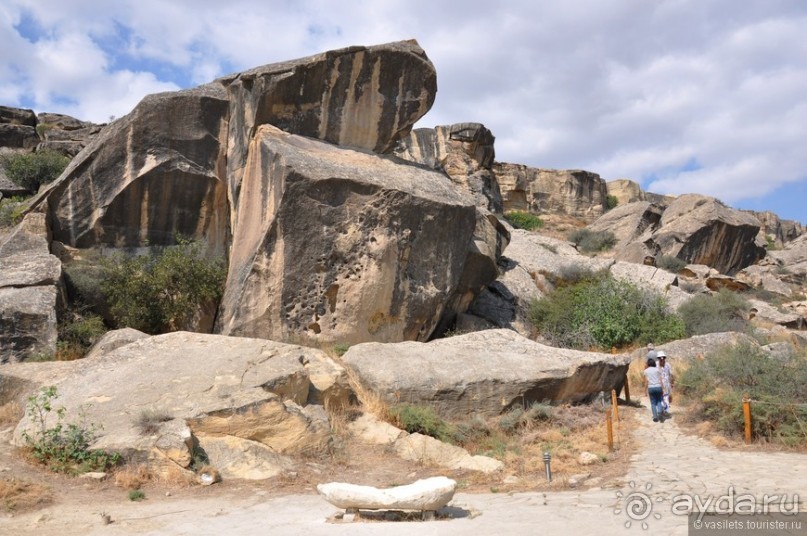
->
[[656, 255, 687, 273], [679, 343, 807, 445], [678, 289, 750, 336], [100, 239, 226, 334], [606, 195, 619, 211], [128, 489, 146, 501], [0, 150, 69, 192], [530, 273, 685, 350], [20, 386, 120, 474], [0, 195, 29, 227], [568, 228, 616, 253], [391, 404, 455, 443], [504, 210, 544, 231], [57, 313, 107, 360]]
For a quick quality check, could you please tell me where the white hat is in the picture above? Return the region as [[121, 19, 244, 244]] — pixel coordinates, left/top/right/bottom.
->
[[656, 351, 667, 359]]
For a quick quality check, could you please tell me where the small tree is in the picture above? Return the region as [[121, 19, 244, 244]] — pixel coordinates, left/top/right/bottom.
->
[[0, 150, 69, 192], [101, 239, 227, 334]]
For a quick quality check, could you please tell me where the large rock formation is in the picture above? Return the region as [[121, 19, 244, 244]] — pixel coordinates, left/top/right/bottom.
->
[[11, 332, 349, 475], [342, 329, 630, 418], [653, 195, 765, 275], [0, 106, 102, 158], [216, 125, 478, 344], [494, 165, 608, 221], [744, 210, 804, 249], [0, 213, 61, 362], [20, 41, 494, 346], [587, 194, 765, 275]]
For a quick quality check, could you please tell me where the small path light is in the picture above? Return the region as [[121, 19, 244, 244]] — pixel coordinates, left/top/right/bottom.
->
[[543, 451, 552, 482]]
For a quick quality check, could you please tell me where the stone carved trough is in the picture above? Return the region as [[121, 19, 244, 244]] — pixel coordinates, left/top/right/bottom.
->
[[317, 476, 457, 521]]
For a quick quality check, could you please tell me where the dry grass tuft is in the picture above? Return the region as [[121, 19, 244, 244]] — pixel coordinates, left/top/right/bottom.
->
[[113, 463, 153, 490], [345, 368, 392, 422], [0, 477, 51, 512], [709, 435, 730, 448], [0, 401, 23, 427]]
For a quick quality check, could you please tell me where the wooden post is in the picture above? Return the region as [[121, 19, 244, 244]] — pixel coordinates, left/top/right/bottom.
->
[[611, 389, 619, 422], [606, 412, 614, 452], [743, 396, 752, 444], [623, 379, 631, 403]]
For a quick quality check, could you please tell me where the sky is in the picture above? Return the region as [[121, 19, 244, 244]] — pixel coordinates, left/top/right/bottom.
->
[[1, 0, 805, 223]]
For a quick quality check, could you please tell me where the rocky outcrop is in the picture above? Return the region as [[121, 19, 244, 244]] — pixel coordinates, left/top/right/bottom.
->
[[749, 299, 805, 330], [494, 165, 608, 221], [769, 234, 807, 278], [342, 329, 630, 418], [586, 201, 664, 263], [606, 179, 675, 206], [84, 328, 149, 360], [395, 123, 502, 212], [744, 210, 804, 248], [0, 107, 102, 157], [638, 332, 758, 361], [587, 194, 765, 275], [0, 124, 38, 151], [216, 125, 479, 345], [652, 195, 765, 275], [0, 213, 61, 362], [12, 332, 350, 473]]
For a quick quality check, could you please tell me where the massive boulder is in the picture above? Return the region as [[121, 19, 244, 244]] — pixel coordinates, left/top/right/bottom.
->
[[587, 194, 765, 275], [0, 106, 37, 127], [744, 210, 804, 249], [342, 329, 630, 418], [769, 234, 807, 278], [0, 213, 61, 362], [494, 165, 608, 221], [653, 195, 765, 275], [216, 125, 478, 345], [12, 332, 348, 473], [23, 41, 466, 345]]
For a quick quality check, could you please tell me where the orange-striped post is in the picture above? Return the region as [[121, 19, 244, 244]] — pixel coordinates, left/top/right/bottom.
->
[[606, 411, 614, 451], [743, 396, 752, 444], [611, 389, 619, 422]]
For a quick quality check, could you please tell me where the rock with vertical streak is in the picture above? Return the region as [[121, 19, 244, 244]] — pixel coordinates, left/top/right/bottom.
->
[[216, 125, 477, 345]]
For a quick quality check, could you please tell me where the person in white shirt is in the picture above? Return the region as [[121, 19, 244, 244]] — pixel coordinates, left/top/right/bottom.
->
[[656, 351, 673, 415], [642, 357, 665, 422]]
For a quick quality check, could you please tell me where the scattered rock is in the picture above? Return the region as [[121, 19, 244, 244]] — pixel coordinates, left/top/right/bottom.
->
[[567, 472, 591, 488], [578, 452, 599, 466], [347, 413, 406, 445]]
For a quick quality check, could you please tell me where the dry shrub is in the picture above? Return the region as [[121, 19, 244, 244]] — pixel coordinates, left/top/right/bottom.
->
[[0, 401, 23, 427], [695, 421, 713, 437], [114, 463, 153, 490], [345, 369, 392, 422], [0, 477, 51, 512], [709, 435, 730, 448]]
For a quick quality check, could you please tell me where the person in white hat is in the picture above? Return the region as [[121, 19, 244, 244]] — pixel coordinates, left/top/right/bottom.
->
[[656, 351, 673, 415]]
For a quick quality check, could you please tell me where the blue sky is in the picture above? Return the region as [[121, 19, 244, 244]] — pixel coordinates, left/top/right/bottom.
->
[[1, 0, 805, 223]]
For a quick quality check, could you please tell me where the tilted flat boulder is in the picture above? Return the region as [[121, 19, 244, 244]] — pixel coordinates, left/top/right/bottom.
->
[[652, 194, 764, 275], [12, 332, 347, 465], [586, 201, 663, 263], [342, 329, 630, 418], [393, 433, 503, 473], [494, 165, 608, 221], [317, 476, 457, 511], [84, 328, 149, 360], [216, 125, 478, 345]]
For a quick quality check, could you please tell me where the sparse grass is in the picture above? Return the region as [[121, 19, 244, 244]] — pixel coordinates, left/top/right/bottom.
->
[[679, 279, 704, 294], [606, 195, 619, 211], [345, 368, 392, 422], [504, 210, 544, 231], [656, 255, 687, 274], [332, 343, 351, 357], [568, 229, 616, 253], [134, 409, 173, 435], [128, 489, 146, 501], [391, 404, 455, 443], [0, 195, 30, 228], [0, 478, 51, 513]]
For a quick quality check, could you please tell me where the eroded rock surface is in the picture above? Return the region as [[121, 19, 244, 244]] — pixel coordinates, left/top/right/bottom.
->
[[317, 476, 457, 511], [343, 329, 630, 418]]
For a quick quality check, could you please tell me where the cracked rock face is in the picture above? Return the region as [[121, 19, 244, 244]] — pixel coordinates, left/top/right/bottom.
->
[[12, 332, 348, 468], [216, 125, 477, 345]]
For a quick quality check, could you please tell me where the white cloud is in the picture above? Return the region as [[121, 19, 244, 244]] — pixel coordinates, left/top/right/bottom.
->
[[0, 0, 806, 220]]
